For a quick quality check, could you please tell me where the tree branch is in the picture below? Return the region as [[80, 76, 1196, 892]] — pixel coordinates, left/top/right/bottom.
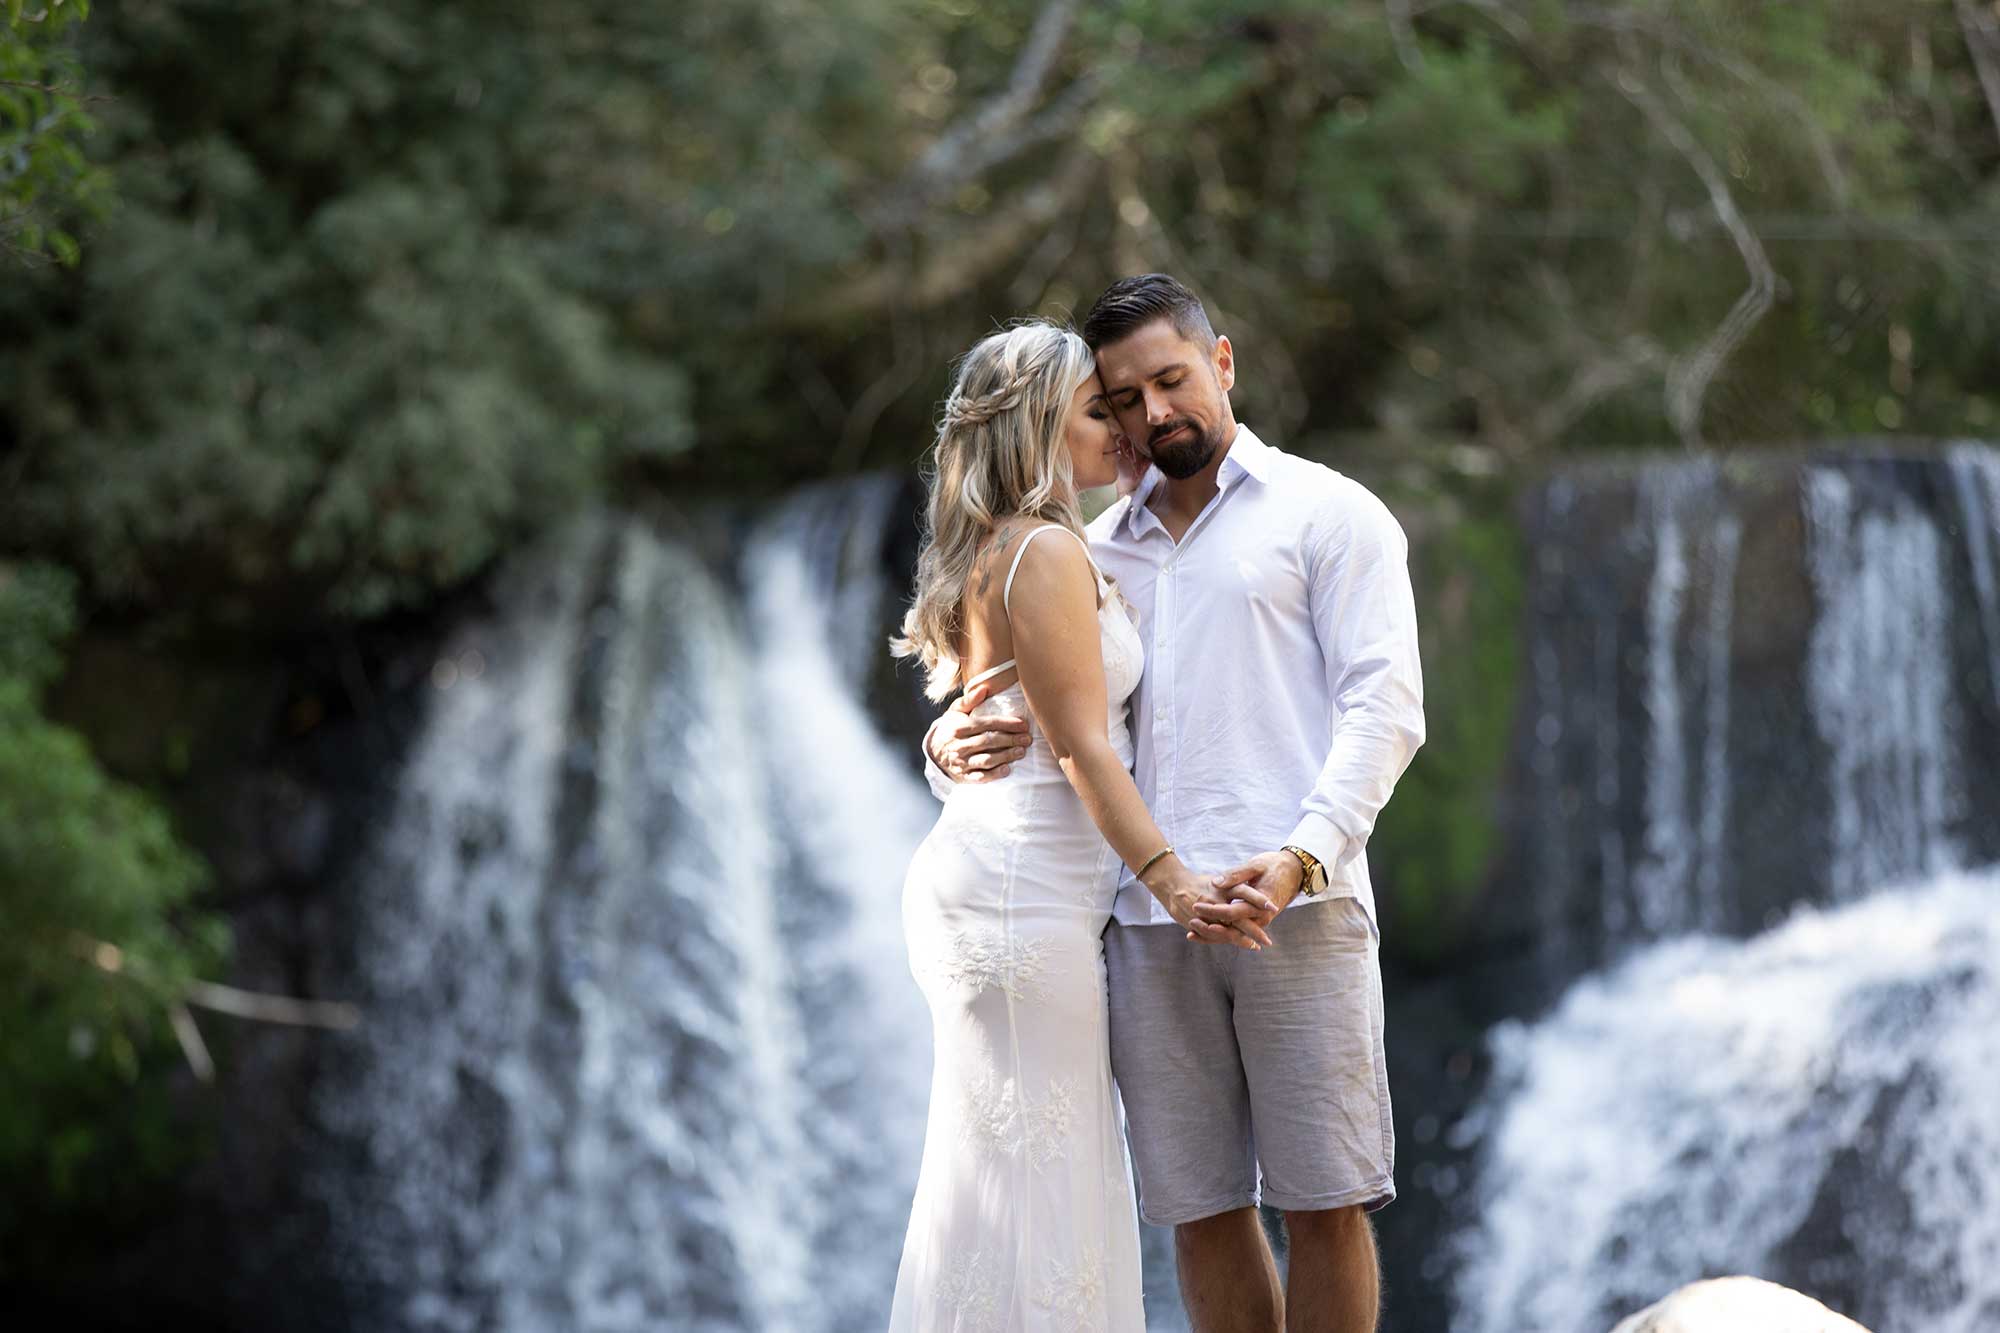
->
[[1385, 0, 1426, 72], [72, 933, 361, 1083], [182, 978, 362, 1030], [872, 0, 1101, 228], [913, 0, 1080, 186], [1530, 333, 1668, 442], [167, 1002, 216, 1083], [1569, 4, 1852, 208], [1616, 61, 1777, 448], [803, 146, 1102, 323], [1956, 0, 2000, 150]]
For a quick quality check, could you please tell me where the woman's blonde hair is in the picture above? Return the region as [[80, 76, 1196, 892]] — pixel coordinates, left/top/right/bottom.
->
[[892, 321, 1096, 700]]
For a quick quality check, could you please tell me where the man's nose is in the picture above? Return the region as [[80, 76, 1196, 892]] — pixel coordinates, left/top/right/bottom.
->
[[1144, 389, 1173, 424]]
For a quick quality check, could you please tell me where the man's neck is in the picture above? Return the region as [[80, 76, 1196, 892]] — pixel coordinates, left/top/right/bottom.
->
[[1146, 421, 1242, 535]]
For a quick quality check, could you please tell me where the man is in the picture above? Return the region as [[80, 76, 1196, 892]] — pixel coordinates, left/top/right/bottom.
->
[[923, 274, 1425, 1332]]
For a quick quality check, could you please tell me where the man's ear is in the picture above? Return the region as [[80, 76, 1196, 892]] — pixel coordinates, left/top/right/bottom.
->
[[1212, 334, 1236, 394]]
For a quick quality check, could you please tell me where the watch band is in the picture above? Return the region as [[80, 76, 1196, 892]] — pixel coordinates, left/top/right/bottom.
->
[[1282, 844, 1328, 896]]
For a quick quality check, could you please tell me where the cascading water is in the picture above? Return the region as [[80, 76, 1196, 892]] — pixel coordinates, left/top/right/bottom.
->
[[293, 474, 1203, 1332], [309, 518, 830, 1332], [1803, 468, 1963, 898], [260, 444, 1999, 1333], [303, 483, 947, 1333], [1451, 866, 2000, 1333], [740, 478, 941, 1326], [1627, 462, 1742, 938], [1455, 445, 2000, 1333], [1516, 450, 1997, 974]]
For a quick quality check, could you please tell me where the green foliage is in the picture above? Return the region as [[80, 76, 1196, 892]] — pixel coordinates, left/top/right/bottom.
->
[[11, 0, 2000, 627], [0, 562, 224, 1261], [1, 1, 691, 624], [0, 0, 108, 267], [652, 0, 2000, 466], [1365, 472, 1525, 964]]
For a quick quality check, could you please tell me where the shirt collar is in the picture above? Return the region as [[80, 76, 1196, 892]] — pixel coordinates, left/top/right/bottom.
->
[[1123, 423, 1268, 535]]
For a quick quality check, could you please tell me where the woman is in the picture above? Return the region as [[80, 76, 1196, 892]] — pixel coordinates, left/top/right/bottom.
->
[[887, 322, 1256, 1330]]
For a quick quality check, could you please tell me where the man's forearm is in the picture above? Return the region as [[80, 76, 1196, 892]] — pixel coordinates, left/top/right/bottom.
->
[[1291, 691, 1425, 869], [921, 714, 955, 801]]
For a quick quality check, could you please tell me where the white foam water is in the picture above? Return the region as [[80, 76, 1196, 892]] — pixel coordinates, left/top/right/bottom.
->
[[1451, 865, 2000, 1333], [309, 487, 943, 1333], [741, 479, 939, 1327]]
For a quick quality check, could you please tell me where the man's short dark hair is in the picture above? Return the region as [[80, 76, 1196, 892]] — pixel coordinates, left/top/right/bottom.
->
[[1080, 273, 1217, 352]]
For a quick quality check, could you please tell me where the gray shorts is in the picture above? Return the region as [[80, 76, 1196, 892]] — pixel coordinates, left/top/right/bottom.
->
[[1104, 896, 1395, 1226]]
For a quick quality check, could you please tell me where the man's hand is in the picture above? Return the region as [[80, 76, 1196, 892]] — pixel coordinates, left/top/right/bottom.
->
[[1153, 865, 1272, 950], [927, 678, 1031, 783], [1194, 850, 1304, 937]]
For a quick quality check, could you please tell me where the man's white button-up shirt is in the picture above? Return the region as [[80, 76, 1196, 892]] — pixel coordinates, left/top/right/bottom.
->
[[928, 424, 1425, 930]]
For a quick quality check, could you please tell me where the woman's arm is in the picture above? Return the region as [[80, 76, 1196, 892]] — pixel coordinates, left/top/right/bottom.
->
[[1004, 531, 1268, 949]]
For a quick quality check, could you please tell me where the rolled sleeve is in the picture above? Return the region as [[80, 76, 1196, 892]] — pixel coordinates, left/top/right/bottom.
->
[[1294, 489, 1427, 866]]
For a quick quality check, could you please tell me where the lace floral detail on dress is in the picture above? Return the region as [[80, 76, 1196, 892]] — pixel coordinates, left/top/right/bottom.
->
[[959, 1070, 1078, 1171], [936, 807, 1010, 872], [936, 1249, 1002, 1333], [1036, 1244, 1108, 1331], [937, 927, 1050, 1000]]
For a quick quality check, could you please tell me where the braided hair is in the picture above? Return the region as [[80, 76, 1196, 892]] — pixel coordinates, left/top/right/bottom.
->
[[892, 321, 1096, 700]]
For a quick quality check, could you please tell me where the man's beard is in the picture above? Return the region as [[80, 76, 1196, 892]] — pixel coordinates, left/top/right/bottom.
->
[[1145, 417, 1223, 480]]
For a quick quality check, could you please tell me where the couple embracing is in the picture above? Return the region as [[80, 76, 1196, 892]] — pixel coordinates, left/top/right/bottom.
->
[[888, 274, 1426, 1332]]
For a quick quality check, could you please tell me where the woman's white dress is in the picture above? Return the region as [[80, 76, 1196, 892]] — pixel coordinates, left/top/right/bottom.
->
[[890, 525, 1147, 1331]]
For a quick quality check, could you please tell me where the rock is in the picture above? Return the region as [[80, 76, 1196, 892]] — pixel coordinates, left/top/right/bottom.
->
[[1610, 1277, 1873, 1333]]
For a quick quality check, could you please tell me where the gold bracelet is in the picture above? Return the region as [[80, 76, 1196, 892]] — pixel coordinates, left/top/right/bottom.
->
[[1134, 845, 1174, 880]]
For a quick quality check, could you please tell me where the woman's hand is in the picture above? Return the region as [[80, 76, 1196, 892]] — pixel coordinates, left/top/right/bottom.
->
[[1113, 433, 1146, 499], [1146, 861, 1271, 950]]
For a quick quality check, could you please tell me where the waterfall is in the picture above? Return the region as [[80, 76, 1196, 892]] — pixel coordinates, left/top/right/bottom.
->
[[1514, 449, 1997, 972], [1803, 467, 1963, 897], [1629, 463, 1740, 937], [256, 444, 2000, 1333], [1946, 441, 2000, 714], [1453, 444, 2000, 1333], [1450, 865, 2000, 1333], [305, 483, 941, 1333], [741, 478, 939, 1326], [308, 519, 822, 1331]]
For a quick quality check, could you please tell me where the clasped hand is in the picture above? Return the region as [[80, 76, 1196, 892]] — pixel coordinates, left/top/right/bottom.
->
[[1182, 850, 1304, 951], [927, 687, 1302, 951]]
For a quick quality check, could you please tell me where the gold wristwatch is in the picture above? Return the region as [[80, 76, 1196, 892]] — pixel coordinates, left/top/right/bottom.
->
[[1282, 844, 1328, 897]]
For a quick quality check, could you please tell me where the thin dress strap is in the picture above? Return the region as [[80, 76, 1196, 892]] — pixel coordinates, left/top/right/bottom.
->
[[1002, 524, 1097, 614], [960, 525, 1097, 691]]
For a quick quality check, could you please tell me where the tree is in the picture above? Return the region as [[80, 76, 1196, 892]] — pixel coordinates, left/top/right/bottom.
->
[[0, 561, 225, 1272], [1, 1, 692, 625], [0, 0, 108, 266]]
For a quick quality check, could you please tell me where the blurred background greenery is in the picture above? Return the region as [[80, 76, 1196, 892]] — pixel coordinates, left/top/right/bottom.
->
[[4, 0, 2000, 1321]]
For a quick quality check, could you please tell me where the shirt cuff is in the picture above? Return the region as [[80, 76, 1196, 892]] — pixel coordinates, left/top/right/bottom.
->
[[1285, 812, 1361, 875], [922, 715, 954, 803]]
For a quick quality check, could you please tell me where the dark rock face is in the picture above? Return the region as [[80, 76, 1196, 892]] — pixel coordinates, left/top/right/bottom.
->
[[1486, 446, 2000, 998]]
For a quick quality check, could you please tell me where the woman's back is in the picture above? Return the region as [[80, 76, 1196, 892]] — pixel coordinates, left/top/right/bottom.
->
[[951, 522, 1141, 785]]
